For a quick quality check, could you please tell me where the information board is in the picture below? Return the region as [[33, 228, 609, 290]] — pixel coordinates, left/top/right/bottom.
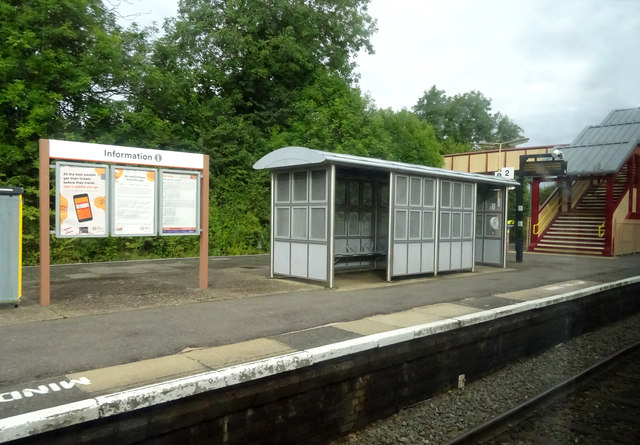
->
[[111, 167, 157, 236], [56, 163, 108, 237], [520, 160, 567, 177], [160, 171, 200, 235]]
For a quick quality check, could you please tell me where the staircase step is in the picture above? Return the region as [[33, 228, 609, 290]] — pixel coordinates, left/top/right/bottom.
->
[[535, 243, 604, 251], [556, 213, 603, 217], [538, 240, 604, 248], [543, 234, 603, 241], [556, 213, 604, 218], [532, 247, 604, 256], [532, 176, 628, 257], [555, 216, 603, 221], [549, 232, 602, 238], [554, 217, 603, 222], [555, 224, 603, 227], [551, 223, 602, 229]]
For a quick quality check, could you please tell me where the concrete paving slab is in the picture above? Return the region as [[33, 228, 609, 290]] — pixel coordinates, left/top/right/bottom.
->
[[496, 280, 599, 301], [412, 302, 482, 318], [456, 295, 522, 310], [333, 319, 399, 335], [183, 338, 295, 369], [272, 326, 362, 350], [368, 310, 445, 328], [68, 355, 207, 396]]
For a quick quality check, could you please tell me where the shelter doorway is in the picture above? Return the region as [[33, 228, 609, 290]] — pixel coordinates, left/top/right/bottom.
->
[[334, 169, 389, 271], [475, 184, 507, 266]]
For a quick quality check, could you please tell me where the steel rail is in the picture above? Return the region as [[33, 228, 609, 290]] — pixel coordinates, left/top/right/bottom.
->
[[444, 340, 640, 445]]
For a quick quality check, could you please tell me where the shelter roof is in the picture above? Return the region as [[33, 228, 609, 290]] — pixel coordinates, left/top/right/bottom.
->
[[254, 146, 516, 186], [560, 107, 640, 176]]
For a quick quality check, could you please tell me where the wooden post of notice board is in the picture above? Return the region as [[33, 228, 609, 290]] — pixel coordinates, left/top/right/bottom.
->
[[39, 139, 51, 306], [199, 155, 209, 289]]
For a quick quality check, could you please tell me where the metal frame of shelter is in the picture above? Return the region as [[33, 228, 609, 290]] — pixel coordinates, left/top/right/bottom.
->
[[254, 146, 516, 288]]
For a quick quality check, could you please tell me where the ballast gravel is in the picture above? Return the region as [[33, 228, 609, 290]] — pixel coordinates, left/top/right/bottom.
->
[[329, 311, 640, 445]]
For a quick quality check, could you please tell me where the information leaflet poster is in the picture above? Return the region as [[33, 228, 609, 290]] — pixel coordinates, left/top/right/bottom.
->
[[112, 167, 157, 236], [57, 163, 107, 237], [160, 171, 199, 235]]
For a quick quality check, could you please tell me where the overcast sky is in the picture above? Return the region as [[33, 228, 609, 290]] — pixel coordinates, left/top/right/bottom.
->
[[116, 0, 640, 147]]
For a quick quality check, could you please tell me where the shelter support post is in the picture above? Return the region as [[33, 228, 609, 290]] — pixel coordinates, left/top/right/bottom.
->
[[328, 165, 336, 288], [39, 140, 50, 306], [269, 172, 275, 279], [502, 185, 507, 269], [386, 172, 394, 282], [515, 174, 524, 263]]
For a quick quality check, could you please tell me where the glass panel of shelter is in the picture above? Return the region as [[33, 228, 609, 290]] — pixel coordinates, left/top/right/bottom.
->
[[275, 169, 328, 243]]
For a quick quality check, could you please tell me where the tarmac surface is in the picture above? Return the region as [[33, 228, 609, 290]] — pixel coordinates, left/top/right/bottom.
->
[[1, 251, 640, 426]]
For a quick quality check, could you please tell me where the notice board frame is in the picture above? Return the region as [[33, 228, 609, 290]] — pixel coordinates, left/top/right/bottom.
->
[[39, 139, 210, 306]]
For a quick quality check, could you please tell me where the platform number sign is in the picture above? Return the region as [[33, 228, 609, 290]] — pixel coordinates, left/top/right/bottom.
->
[[495, 167, 515, 180]]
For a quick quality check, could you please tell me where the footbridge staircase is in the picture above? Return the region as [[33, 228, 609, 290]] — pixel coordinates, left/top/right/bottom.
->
[[530, 169, 628, 256], [444, 107, 640, 257]]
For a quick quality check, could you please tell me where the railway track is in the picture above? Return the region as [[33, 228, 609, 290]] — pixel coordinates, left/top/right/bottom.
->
[[445, 341, 640, 444]]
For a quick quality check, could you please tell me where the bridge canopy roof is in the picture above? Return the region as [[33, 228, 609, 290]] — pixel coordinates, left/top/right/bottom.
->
[[254, 146, 516, 186], [561, 107, 640, 176]]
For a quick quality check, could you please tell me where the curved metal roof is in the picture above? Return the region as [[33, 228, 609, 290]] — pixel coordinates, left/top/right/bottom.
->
[[254, 146, 516, 186], [560, 107, 640, 176]]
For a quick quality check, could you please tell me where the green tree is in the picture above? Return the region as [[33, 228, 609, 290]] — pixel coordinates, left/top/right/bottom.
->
[[413, 85, 524, 151], [149, 0, 378, 253], [166, 0, 376, 132], [0, 0, 149, 264], [266, 73, 442, 167], [373, 108, 442, 166], [493, 112, 524, 144]]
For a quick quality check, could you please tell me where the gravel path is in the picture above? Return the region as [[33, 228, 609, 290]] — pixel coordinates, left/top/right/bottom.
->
[[329, 312, 640, 445]]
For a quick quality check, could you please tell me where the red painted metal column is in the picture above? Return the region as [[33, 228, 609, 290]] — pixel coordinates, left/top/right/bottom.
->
[[530, 178, 540, 247], [636, 154, 640, 215], [627, 155, 636, 214], [604, 174, 614, 256]]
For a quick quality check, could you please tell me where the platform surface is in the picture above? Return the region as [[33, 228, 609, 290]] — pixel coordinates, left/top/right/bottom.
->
[[1, 251, 639, 428]]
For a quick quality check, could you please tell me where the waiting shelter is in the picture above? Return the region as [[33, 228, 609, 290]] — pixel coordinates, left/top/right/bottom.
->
[[254, 146, 516, 287]]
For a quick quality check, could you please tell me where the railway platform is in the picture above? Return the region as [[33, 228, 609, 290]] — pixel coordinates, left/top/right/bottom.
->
[[1, 251, 639, 443]]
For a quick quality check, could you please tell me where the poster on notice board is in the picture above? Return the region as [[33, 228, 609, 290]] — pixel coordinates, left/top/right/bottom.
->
[[112, 167, 157, 236], [57, 163, 108, 237], [160, 171, 200, 235]]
